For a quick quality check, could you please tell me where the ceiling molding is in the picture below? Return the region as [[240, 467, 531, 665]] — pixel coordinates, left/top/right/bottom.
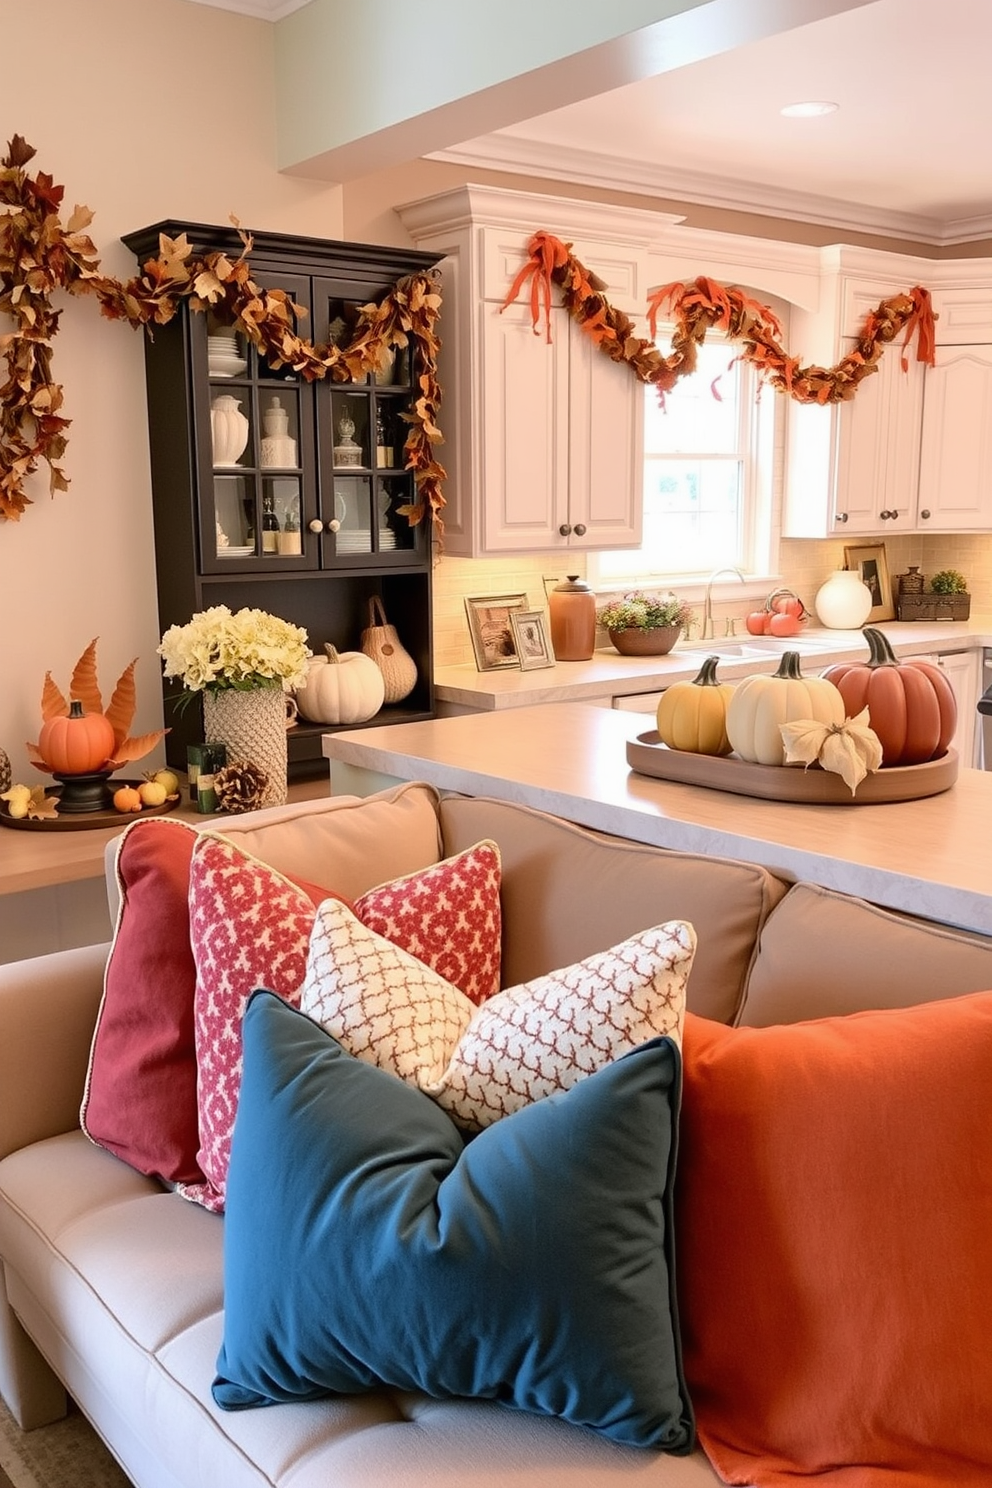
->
[[183, 0, 309, 19], [428, 135, 991, 249]]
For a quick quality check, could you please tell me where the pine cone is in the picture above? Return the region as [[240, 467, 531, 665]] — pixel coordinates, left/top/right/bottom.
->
[[0, 747, 10, 795], [214, 761, 270, 814]]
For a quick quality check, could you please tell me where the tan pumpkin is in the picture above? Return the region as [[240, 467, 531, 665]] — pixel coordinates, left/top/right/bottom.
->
[[37, 699, 116, 774], [726, 653, 845, 766], [293, 644, 385, 725], [820, 627, 957, 767], [656, 656, 735, 756]]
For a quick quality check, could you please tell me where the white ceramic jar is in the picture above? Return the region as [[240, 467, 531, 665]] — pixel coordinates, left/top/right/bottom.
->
[[210, 395, 249, 467], [814, 569, 873, 629]]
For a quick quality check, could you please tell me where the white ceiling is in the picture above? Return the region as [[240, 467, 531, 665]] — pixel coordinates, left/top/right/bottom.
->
[[188, 0, 992, 244]]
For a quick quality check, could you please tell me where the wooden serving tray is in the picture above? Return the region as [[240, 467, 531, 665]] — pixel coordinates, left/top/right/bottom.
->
[[626, 732, 959, 805], [0, 780, 181, 832]]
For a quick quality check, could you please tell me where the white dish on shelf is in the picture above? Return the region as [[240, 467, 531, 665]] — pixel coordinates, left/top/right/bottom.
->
[[217, 544, 255, 557], [209, 354, 248, 378]]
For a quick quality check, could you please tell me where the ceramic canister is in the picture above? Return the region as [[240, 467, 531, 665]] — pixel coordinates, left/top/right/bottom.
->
[[814, 569, 874, 629], [210, 395, 250, 466], [548, 575, 597, 661]]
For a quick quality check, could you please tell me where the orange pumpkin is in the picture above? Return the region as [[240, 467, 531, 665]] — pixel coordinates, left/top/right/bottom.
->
[[37, 699, 115, 775], [820, 628, 956, 767]]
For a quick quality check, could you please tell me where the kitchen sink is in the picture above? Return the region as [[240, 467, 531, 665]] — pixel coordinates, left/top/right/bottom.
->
[[681, 634, 847, 659]]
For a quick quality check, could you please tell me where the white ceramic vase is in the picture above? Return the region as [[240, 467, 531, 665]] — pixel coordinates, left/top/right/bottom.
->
[[814, 569, 874, 629], [210, 395, 249, 467], [202, 685, 288, 807]]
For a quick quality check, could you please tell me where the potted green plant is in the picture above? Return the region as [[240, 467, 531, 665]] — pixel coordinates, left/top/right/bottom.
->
[[928, 569, 970, 621], [596, 591, 693, 656]]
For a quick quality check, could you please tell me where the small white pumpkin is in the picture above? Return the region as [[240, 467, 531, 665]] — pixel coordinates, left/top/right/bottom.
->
[[726, 652, 845, 766], [294, 643, 385, 725]]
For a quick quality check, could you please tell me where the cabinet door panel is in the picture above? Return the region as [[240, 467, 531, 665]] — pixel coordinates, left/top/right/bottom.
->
[[567, 326, 643, 548], [834, 343, 923, 532], [481, 303, 568, 551], [918, 346, 992, 530]]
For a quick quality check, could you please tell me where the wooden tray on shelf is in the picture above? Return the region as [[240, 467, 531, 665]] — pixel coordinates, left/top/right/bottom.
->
[[0, 780, 181, 832], [626, 732, 959, 806]]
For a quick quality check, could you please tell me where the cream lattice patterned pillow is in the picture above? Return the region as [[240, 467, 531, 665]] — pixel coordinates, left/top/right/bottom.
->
[[300, 898, 695, 1130]]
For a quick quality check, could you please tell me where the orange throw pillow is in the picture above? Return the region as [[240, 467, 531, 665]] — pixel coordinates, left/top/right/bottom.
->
[[677, 996, 992, 1488]]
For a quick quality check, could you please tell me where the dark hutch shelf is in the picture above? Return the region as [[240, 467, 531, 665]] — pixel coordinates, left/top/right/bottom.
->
[[123, 220, 443, 779]]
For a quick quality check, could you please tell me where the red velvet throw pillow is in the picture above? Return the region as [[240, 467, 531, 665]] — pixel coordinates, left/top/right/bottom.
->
[[81, 818, 336, 1188], [676, 997, 992, 1488], [81, 818, 203, 1184]]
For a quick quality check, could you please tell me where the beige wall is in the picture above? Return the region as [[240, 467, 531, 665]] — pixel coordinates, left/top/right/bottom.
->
[[1, 1, 988, 785]]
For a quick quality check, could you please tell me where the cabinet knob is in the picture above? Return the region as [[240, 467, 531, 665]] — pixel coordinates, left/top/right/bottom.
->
[[835, 512, 849, 523], [308, 519, 324, 534], [558, 523, 572, 537], [327, 519, 341, 533], [920, 508, 931, 520], [879, 509, 899, 521], [573, 523, 587, 537]]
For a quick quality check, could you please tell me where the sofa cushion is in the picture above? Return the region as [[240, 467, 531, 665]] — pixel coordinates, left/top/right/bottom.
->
[[300, 898, 694, 1131], [214, 991, 693, 1454], [676, 996, 992, 1487], [740, 879, 992, 1026], [83, 783, 443, 1188], [182, 834, 503, 1213], [439, 795, 786, 1024]]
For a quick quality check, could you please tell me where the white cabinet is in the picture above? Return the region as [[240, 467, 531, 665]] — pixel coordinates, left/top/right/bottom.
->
[[479, 302, 642, 553], [399, 185, 653, 558], [917, 345, 992, 531], [920, 649, 982, 768]]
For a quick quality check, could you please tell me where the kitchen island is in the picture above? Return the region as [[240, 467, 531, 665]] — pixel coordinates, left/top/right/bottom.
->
[[323, 702, 992, 938]]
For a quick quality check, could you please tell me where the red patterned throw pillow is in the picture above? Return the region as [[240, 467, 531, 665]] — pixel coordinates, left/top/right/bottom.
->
[[180, 833, 503, 1213], [300, 899, 694, 1130]]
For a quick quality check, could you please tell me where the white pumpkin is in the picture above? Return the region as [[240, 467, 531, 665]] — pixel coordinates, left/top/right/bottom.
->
[[294, 643, 385, 725], [726, 652, 845, 766]]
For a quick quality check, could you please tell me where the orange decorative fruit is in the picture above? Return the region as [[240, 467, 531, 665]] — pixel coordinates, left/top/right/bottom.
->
[[113, 785, 143, 814]]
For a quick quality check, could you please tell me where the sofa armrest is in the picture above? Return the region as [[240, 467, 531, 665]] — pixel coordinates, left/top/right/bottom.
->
[[0, 942, 109, 1161]]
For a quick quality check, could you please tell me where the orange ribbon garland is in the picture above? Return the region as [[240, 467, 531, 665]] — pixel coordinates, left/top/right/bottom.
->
[[503, 230, 937, 407]]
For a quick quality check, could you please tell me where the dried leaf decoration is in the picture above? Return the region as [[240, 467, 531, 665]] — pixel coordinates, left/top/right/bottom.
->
[[0, 137, 447, 544], [780, 709, 884, 795], [502, 229, 936, 411], [26, 639, 168, 773], [25, 785, 59, 821]]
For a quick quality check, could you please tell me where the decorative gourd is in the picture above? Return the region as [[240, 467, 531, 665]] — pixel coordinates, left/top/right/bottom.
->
[[656, 656, 735, 756], [726, 653, 845, 766], [37, 699, 116, 774], [293, 644, 385, 726], [820, 627, 956, 766]]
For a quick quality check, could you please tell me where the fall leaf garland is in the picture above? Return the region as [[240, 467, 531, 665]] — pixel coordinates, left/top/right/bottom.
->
[[0, 135, 446, 530], [502, 229, 937, 405]]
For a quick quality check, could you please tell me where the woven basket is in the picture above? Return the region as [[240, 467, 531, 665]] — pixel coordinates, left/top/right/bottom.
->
[[202, 685, 288, 808], [361, 595, 418, 703], [895, 593, 971, 622]]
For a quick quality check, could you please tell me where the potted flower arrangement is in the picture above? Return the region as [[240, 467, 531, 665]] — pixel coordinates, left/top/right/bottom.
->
[[157, 606, 311, 808], [596, 591, 693, 656], [895, 569, 971, 623]]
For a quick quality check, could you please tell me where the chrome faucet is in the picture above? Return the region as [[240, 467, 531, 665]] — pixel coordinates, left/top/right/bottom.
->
[[702, 567, 747, 640]]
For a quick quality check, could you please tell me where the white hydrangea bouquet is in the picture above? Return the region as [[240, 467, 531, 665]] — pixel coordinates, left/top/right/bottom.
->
[[157, 605, 311, 697]]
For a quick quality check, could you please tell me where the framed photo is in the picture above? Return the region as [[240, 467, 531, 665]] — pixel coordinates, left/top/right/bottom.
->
[[510, 609, 555, 670], [464, 593, 529, 671], [844, 543, 896, 623]]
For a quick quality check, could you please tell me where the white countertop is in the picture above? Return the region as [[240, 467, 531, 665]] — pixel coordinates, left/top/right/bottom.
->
[[434, 620, 992, 710], [323, 701, 992, 939]]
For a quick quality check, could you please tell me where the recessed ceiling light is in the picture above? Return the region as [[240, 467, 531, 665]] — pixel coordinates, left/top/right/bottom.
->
[[780, 101, 839, 118]]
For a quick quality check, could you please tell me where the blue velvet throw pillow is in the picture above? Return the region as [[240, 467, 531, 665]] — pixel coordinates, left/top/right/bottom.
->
[[213, 991, 693, 1453]]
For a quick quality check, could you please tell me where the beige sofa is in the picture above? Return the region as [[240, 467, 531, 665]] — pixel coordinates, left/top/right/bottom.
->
[[2, 780, 992, 1488]]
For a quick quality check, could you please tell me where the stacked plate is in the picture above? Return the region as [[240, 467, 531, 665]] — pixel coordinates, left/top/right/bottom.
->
[[335, 531, 372, 553], [208, 333, 247, 378], [378, 529, 398, 550]]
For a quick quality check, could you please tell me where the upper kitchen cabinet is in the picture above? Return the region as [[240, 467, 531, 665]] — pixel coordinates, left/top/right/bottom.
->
[[122, 220, 443, 777], [398, 186, 658, 556], [784, 251, 992, 537]]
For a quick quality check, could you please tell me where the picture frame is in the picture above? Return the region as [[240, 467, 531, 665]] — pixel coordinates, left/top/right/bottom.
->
[[464, 593, 529, 671], [510, 609, 555, 670], [844, 543, 896, 623]]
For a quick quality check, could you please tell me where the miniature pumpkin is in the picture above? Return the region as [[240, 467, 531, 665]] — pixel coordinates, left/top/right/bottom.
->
[[820, 627, 956, 766], [37, 699, 115, 775], [726, 653, 845, 766], [656, 656, 735, 756], [293, 644, 385, 725]]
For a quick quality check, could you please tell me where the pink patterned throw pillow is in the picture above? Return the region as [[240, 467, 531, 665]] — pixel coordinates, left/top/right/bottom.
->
[[301, 901, 695, 1132], [180, 833, 503, 1213], [355, 842, 501, 1006]]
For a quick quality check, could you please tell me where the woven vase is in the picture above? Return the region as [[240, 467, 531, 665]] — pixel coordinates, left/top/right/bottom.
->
[[202, 685, 288, 808]]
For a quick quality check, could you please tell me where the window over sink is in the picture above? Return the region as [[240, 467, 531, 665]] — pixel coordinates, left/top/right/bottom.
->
[[587, 323, 781, 592]]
